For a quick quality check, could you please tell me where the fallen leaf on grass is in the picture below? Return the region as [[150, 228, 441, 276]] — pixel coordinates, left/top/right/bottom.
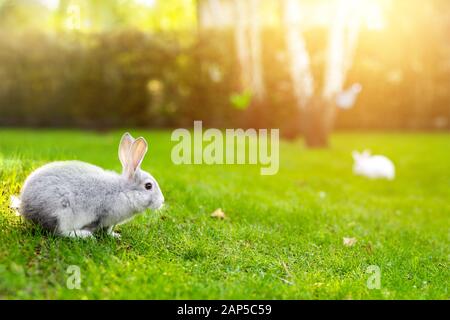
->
[[343, 237, 357, 247], [211, 208, 226, 219]]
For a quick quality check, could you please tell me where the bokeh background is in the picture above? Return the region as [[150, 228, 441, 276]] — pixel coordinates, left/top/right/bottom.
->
[[0, 1, 449, 300], [0, 0, 449, 138]]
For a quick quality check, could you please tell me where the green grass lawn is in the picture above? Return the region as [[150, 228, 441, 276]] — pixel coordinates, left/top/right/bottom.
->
[[0, 129, 448, 299]]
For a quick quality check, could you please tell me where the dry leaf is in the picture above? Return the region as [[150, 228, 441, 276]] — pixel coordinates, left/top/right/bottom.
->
[[211, 208, 226, 219], [343, 237, 357, 247]]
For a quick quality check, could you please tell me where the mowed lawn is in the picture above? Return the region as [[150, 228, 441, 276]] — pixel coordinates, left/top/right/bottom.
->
[[0, 129, 448, 299]]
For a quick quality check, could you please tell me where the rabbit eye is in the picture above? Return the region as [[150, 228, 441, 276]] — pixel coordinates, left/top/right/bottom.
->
[[145, 182, 153, 190]]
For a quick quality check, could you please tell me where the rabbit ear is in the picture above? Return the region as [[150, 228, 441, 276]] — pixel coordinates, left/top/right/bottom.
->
[[126, 137, 148, 179], [362, 149, 371, 157], [119, 132, 135, 170]]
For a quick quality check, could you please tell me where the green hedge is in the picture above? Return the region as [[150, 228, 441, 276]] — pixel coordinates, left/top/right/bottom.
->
[[0, 30, 448, 131]]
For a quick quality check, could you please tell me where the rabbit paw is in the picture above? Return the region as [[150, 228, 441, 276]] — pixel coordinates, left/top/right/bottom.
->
[[64, 230, 94, 239], [106, 227, 121, 239], [109, 231, 121, 239]]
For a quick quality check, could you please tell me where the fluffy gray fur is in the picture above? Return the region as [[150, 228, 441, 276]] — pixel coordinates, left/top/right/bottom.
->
[[19, 133, 164, 238]]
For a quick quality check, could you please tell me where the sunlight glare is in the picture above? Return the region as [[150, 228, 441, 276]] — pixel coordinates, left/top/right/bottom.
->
[[135, 0, 157, 7], [65, 4, 81, 31], [363, 2, 384, 30], [39, 0, 59, 11], [344, 0, 385, 30]]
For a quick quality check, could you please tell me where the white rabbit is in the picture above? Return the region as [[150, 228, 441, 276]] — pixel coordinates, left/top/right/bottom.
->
[[352, 150, 395, 180], [17, 133, 164, 238]]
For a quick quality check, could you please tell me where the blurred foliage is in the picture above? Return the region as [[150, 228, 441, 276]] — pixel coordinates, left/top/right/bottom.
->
[[0, 30, 245, 128], [0, 0, 196, 32], [230, 90, 252, 110], [0, 0, 449, 131]]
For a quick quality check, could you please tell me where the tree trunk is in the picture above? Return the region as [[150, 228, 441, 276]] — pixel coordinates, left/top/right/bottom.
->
[[307, 0, 361, 148], [233, 0, 265, 100], [282, 0, 314, 108], [248, 0, 265, 101], [302, 97, 334, 148]]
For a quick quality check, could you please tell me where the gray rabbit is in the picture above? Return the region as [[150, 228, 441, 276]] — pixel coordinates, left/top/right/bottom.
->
[[18, 132, 164, 238]]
